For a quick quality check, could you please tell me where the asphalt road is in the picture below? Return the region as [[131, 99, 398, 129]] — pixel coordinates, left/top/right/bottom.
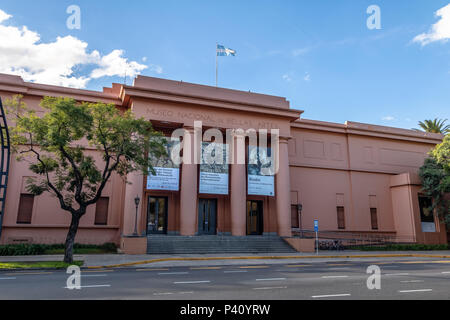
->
[[1, 258, 449, 300]]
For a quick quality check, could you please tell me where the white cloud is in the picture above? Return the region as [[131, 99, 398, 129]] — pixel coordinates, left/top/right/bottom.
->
[[304, 72, 311, 81], [292, 47, 310, 56], [91, 50, 147, 79], [413, 4, 450, 45], [0, 9, 11, 23], [382, 116, 395, 121], [282, 74, 292, 82], [0, 9, 160, 88]]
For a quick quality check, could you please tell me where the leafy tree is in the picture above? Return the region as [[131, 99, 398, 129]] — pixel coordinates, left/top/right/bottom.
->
[[416, 118, 449, 135], [5, 95, 166, 263], [419, 135, 450, 226]]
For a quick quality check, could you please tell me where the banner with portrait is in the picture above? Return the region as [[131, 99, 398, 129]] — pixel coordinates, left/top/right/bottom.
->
[[199, 142, 229, 195], [247, 145, 275, 196], [146, 138, 180, 191]]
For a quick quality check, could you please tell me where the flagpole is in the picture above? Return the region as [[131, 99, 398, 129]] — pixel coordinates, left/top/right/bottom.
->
[[216, 43, 218, 87]]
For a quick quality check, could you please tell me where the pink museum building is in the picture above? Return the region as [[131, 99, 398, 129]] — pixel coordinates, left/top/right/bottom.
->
[[0, 73, 447, 253]]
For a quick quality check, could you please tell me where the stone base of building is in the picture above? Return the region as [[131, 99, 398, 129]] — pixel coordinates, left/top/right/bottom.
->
[[120, 236, 147, 255], [284, 238, 316, 253]]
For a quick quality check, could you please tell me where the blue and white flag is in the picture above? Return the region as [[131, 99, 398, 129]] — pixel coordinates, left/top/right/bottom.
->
[[217, 44, 236, 56]]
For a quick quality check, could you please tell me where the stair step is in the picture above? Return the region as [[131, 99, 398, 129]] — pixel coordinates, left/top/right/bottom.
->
[[146, 235, 296, 254]]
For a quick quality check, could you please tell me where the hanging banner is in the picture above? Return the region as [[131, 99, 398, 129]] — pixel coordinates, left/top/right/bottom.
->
[[146, 138, 180, 191], [199, 142, 229, 195], [247, 145, 275, 196]]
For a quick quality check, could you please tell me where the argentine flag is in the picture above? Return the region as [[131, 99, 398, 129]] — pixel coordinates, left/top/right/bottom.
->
[[217, 44, 236, 56]]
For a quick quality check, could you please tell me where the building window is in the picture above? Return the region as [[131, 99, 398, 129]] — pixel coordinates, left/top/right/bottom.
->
[[418, 196, 435, 233], [95, 197, 109, 226], [337, 206, 346, 230], [17, 194, 34, 224], [370, 208, 378, 230]]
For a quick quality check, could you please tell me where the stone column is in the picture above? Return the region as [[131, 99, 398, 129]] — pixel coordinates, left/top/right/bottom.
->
[[122, 171, 144, 236], [179, 127, 198, 236], [230, 132, 247, 236], [276, 137, 292, 237]]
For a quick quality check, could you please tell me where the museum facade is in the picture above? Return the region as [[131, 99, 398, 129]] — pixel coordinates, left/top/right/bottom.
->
[[0, 73, 447, 253]]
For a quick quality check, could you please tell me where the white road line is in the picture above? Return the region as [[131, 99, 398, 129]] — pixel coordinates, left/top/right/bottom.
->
[[312, 294, 351, 299], [256, 278, 286, 281], [64, 284, 111, 289], [153, 292, 174, 296], [174, 281, 211, 284], [398, 289, 432, 293], [0, 277, 16, 280], [384, 273, 409, 276], [442, 272, 450, 274], [400, 280, 424, 283], [253, 286, 287, 290], [224, 271, 248, 273], [159, 272, 189, 275], [321, 276, 349, 279]]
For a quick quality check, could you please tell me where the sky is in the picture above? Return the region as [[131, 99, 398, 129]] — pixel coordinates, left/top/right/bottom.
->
[[0, 0, 450, 129]]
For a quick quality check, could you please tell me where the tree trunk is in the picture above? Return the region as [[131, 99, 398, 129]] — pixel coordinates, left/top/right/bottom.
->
[[64, 214, 81, 264]]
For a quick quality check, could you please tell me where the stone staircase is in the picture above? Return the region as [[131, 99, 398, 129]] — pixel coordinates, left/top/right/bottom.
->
[[147, 235, 296, 254]]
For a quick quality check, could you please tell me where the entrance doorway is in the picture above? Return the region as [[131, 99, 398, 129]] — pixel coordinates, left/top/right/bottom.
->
[[198, 199, 217, 235], [147, 196, 168, 234], [247, 200, 263, 235]]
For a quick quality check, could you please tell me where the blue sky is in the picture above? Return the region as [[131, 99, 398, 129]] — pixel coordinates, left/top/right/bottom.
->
[[1, 0, 450, 129]]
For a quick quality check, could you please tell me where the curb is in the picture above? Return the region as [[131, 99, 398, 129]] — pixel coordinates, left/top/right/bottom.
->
[[85, 253, 450, 269]]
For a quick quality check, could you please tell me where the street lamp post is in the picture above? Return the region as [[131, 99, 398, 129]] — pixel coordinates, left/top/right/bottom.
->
[[133, 196, 140, 236]]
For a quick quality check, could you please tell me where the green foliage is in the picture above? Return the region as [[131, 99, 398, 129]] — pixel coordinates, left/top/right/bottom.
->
[[353, 244, 449, 251], [419, 135, 450, 226], [0, 243, 117, 256], [5, 95, 166, 215], [416, 118, 450, 135]]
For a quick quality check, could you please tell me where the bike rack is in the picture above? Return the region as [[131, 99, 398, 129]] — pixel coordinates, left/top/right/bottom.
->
[[0, 98, 11, 240]]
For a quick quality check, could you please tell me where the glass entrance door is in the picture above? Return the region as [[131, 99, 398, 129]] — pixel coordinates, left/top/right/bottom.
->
[[198, 199, 217, 235], [247, 200, 263, 235], [147, 196, 168, 234]]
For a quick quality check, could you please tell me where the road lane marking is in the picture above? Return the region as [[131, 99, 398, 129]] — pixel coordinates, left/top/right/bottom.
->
[[321, 276, 349, 279], [0, 277, 16, 280], [431, 260, 450, 264], [400, 280, 424, 283], [239, 266, 269, 269], [327, 264, 351, 266], [159, 272, 189, 275], [153, 292, 174, 296], [442, 272, 450, 274], [253, 286, 287, 290], [398, 289, 432, 293], [285, 265, 309, 268], [174, 280, 211, 284], [256, 278, 287, 281], [5, 272, 53, 276], [224, 270, 248, 273], [136, 268, 169, 272], [64, 284, 111, 289], [312, 294, 351, 299], [190, 267, 222, 270]]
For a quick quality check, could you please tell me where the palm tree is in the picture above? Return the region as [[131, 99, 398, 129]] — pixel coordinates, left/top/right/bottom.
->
[[415, 119, 449, 135]]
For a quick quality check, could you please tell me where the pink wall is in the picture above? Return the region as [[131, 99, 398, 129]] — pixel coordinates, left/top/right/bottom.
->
[[0, 73, 446, 246]]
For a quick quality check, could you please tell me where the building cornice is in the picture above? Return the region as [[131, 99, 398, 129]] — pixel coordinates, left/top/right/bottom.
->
[[121, 85, 303, 121], [292, 119, 443, 144]]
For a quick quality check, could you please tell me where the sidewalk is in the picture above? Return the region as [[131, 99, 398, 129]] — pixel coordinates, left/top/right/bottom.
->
[[1, 251, 450, 269]]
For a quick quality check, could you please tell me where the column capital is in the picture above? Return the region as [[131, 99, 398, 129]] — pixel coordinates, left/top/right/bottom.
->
[[278, 136, 292, 144]]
